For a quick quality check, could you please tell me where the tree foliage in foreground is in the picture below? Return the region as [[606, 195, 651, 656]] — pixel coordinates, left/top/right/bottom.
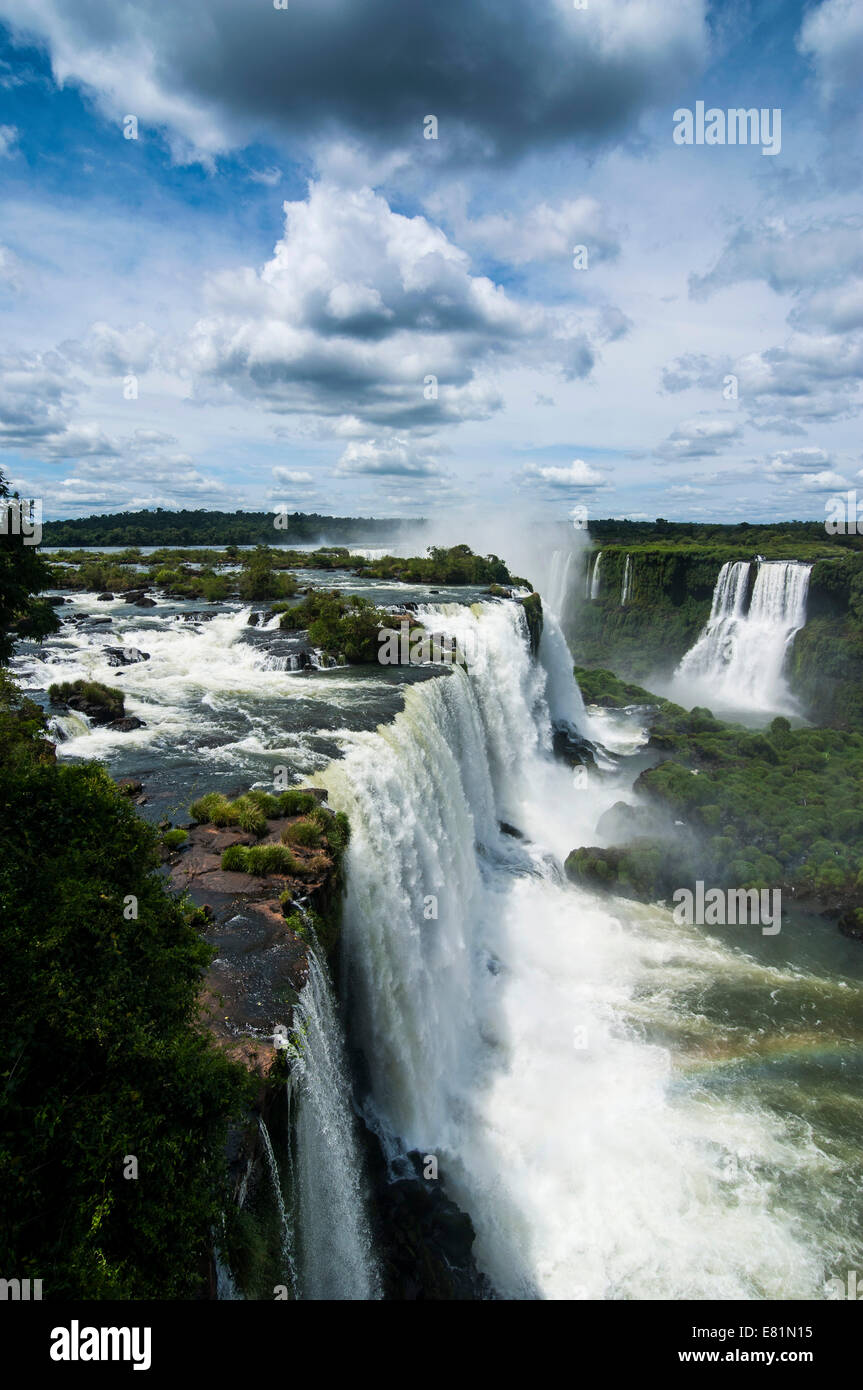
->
[[0, 675, 251, 1298]]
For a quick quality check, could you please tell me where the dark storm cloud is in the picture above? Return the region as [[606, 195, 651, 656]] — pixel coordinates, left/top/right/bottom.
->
[[0, 0, 709, 161]]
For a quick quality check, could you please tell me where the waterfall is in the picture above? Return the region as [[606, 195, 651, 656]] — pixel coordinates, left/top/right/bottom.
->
[[256, 1116, 298, 1295], [589, 550, 603, 600], [319, 599, 829, 1299], [291, 950, 381, 1300], [47, 711, 92, 742], [546, 548, 576, 616], [620, 555, 632, 606], [675, 560, 811, 714]]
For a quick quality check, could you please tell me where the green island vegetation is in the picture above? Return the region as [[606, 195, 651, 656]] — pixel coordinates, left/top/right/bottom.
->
[[46, 542, 524, 622], [48, 679, 126, 723], [275, 590, 428, 663], [569, 667, 863, 923]]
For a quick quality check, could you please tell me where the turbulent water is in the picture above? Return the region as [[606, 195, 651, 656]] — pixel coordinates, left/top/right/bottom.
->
[[674, 560, 811, 715], [15, 569, 863, 1300], [321, 599, 862, 1299]]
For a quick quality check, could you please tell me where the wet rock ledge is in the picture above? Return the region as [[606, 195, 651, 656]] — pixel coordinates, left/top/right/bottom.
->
[[167, 786, 345, 1083]]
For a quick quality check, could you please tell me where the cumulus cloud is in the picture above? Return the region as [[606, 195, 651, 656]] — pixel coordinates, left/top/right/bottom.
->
[[180, 179, 599, 430], [59, 321, 160, 375], [438, 193, 621, 267], [336, 438, 445, 478], [655, 415, 742, 460], [765, 447, 833, 476], [523, 458, 605, 488], [764, 448, 855, 492], [0, 0, 709, 162]]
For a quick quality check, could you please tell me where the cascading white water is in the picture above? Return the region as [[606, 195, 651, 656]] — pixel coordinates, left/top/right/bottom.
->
[[257, 1115, 298, 1295], [620, 555, 632, 605], [589, 551, 603, 600], [546, 549, 576, 617], [675, 560, 811, 714], [291, 950, 381, 1300], [319, 599, 837, 1299]]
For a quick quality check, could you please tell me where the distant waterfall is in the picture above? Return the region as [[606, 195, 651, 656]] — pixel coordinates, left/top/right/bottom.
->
[[589, 551, 603, 599], [547, 548, 577, 617], [675, 560, 811, 714], [620, 555, 632, 606], [320, 600, 829, 1298]]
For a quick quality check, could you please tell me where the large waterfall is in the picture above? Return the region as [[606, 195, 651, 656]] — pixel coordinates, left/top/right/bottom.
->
[[675, 560, 811, 714], [320, 599, 836, 1298]]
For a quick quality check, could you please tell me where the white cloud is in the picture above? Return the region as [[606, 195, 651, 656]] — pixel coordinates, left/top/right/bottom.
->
[[336, 437, 445, 478], [656, 415, 742, 460], [180, 179, 598, 431], [798, 0, 863, 101], [523, 458, 605, 487]]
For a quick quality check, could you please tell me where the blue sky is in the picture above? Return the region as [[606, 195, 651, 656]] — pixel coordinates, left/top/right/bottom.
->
[[0, 0, 861, 527]]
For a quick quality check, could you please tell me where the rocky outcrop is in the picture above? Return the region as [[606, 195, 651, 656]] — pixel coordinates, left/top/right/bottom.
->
[[103, 646, 150, 667], [171, 795, 344, 1080], [519, 591, 543, 657]]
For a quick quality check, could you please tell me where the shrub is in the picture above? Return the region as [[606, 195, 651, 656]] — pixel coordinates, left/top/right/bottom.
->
[[276, 789, 318, 816], [244, 789, 281, 818], [245, 844, 300, 876], [281, 817, 322, 848], [190, 792, 237, 826], [220, 844, 250, 872], [232, 795, 268, 838], [162, 828, 189, 850]]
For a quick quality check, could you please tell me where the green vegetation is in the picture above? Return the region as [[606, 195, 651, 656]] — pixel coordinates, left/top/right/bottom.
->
[[566, 692, 863, 912], [586, 517, 859, 558], [789, 552, 863, 728], [278, 591, 406, 663], [0, 473, 59, 660], [220, 844, 302, 876], [355, 543, 517, 586], [190, 787, 320, 826], [162, 828, 189, 850], [574, 667, 661, 708], [41, 509, 417, 548], [0, 676, 250, 1297], [48, 679, 125, 722], [236, 546, 298, 602], [519, 592, 543, 657], [281, 817, 322, 849]]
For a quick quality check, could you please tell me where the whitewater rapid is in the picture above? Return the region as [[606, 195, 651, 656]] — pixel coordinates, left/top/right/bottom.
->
[[320, 599, 851, 1299]]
